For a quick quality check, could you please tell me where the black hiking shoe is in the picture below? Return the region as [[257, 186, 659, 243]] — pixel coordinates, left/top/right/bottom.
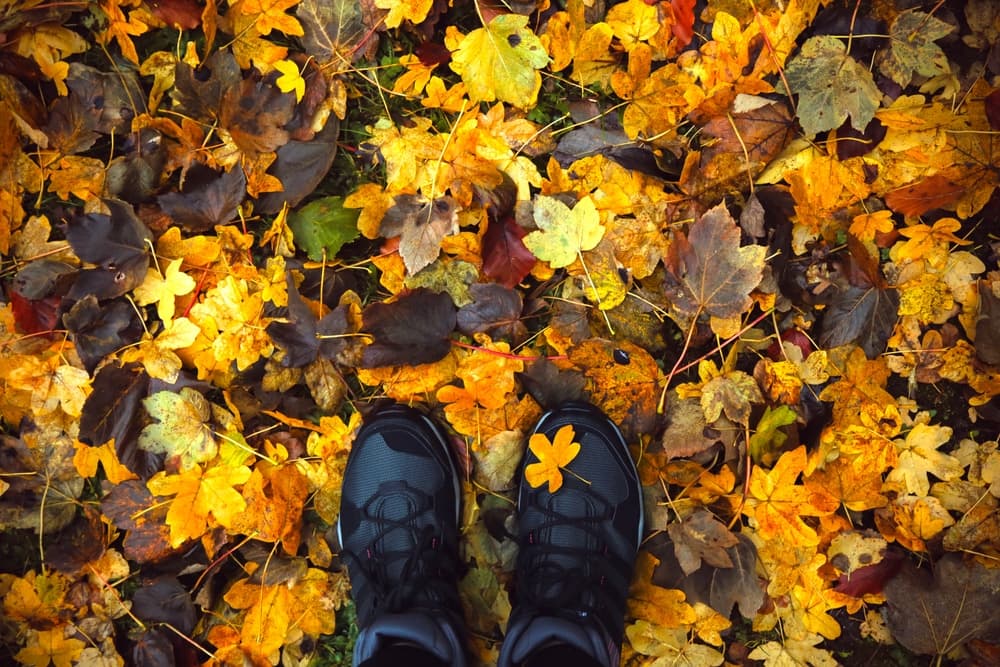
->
[[337, 405, 467, 667], [498, 401, 644, 667]]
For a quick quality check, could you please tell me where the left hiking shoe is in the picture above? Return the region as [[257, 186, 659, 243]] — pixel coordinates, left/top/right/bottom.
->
[[337, 404, 467, 667]]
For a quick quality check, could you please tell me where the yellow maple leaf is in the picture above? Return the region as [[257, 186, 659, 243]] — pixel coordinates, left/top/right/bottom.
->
[[15, 627, 85, 667], [744, 446, 839, 546], [885, 422, 964, 496], [448, 14, 549, 109], [147, 462, 252, 547], [73, 440, 137, 484], [393, 54, 437, 96], [11, 24, 87, 95], [134, 258, 197, 323], [893, 217, 970, 263], [274, 59, 305, 102], [525, 424, 581, 493], [231, 0, 303, 37], [523, 195, 604, 269], [437, 341, 524, 435], [420, 77, 468, 112], [849, 210, 895, 242], [121, 317, 201, 382], [96, 0, 149, 64], [376, 0, 433, 29], [627, 552, 698, 627]]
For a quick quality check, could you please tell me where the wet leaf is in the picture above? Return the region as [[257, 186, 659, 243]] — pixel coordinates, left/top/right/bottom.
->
[[456, 283, 526, 343], [481, 214, 536, 289], [525, 424, 581, 493], [379, 194, 458, 274], [64, 199, 152, 300], [818, 285, 899, 359]]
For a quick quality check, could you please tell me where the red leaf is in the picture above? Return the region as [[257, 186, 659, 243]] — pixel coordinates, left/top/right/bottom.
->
[[834, 549, 904, 597], [884, 173, 964, 217], [147, 0, 203, 30], [8, 289, 60, 335], [670, 0, 696, 48], [482, 214, 536, 289], [986, 88, 1000, 131]]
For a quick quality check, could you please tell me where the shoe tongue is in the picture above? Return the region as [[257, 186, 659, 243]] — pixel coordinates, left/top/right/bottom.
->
[[373, 491, 421, 580], [509, 615, 611, 667]]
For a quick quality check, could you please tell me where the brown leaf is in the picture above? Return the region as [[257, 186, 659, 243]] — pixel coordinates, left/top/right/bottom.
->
[[680, 98, 795, 203], [817, 284, 899, 359], [975, 280, 1000, 365], [379, 194, 458, 274], [667, 508, 738, 575], [884, 553, 1000, 656], [664, 203, 766, 320], [101, 479, 175, 563]]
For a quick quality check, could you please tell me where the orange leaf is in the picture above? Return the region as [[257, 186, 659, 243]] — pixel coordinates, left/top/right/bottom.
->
[[525, 424, 581, 493]]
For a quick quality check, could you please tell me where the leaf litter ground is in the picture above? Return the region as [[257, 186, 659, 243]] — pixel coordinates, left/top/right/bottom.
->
[[2, 0, 1000, 666]]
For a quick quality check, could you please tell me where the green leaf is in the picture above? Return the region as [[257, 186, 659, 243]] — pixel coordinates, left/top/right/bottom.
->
[[288, 196, 361, 262], [782, 35, 881, 136], [880, 10, 954, 87], [139, 388, 217, 468], [749, 405, 798, 465], [523, 195, 605, 269]]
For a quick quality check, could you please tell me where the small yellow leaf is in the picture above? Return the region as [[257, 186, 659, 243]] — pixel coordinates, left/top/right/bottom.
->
[[274, 59, 305, 102], [525, 424, 581, 493]]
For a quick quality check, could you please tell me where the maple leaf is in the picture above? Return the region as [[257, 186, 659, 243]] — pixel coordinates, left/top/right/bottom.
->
[[525, 424, 581, 493], [781, 35, 881, 136], [15, 627, 85, 667], [448, 14, 549, 109], [743, 446, 839, 546], [297, 0, 370, 67], [885, 423, 964, 496], [626, 620, 725, 666], [884, 554, 1000, 656], [379, 194, 459, 274], [133, 258, 196, 323], [667, 508, 739, 575], [139, 388, 217, 469], [879, 10, 954, 88], [360, 288, 456, 367], [748, 633, 838, 667], [664, 202, 766, 322], [523, 195, 604, 269], [273, 59, 305, 101], [146, 461, 252, 547]]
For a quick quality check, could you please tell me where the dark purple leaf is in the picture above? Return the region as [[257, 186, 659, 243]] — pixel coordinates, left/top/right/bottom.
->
[[158, 166, 247, 231], [818, 284, 899, 358], [132, 577, 197, 634], [457, 283, 526, 343], [80, 362, 160, 479], [131, 629, 175, 667], [63, 296, 138, 374], [361, 288, 456, 367]]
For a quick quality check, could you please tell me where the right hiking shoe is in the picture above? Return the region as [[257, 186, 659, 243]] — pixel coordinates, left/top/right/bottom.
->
[[337, 404, 467, 667], [498, 401, 644, 667]]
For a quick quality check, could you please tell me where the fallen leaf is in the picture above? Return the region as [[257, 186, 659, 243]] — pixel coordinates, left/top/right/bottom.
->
[[523, 195, 604, 269], [157, 166, 247, 231], [884, 553, 1000, 656], [664, 202, 766, 322], [360, 288, 456, 367], [139, 388, 217, 469], [379, 194, 458, 274], [782, 35, 881, 136], [524, 424, 581, 493], [879, 10, 954, 88], [287, 195, 360, 262], [667, 509, 739, 575], [448, 14, 548, 109]]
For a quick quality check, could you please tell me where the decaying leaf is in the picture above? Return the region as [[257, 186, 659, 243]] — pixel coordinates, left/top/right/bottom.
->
[[884, 554, 1000, 656]]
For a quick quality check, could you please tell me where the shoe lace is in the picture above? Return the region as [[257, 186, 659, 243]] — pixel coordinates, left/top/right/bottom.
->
[[517, 502, 632, 625], [345, 491, 461, 618]]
